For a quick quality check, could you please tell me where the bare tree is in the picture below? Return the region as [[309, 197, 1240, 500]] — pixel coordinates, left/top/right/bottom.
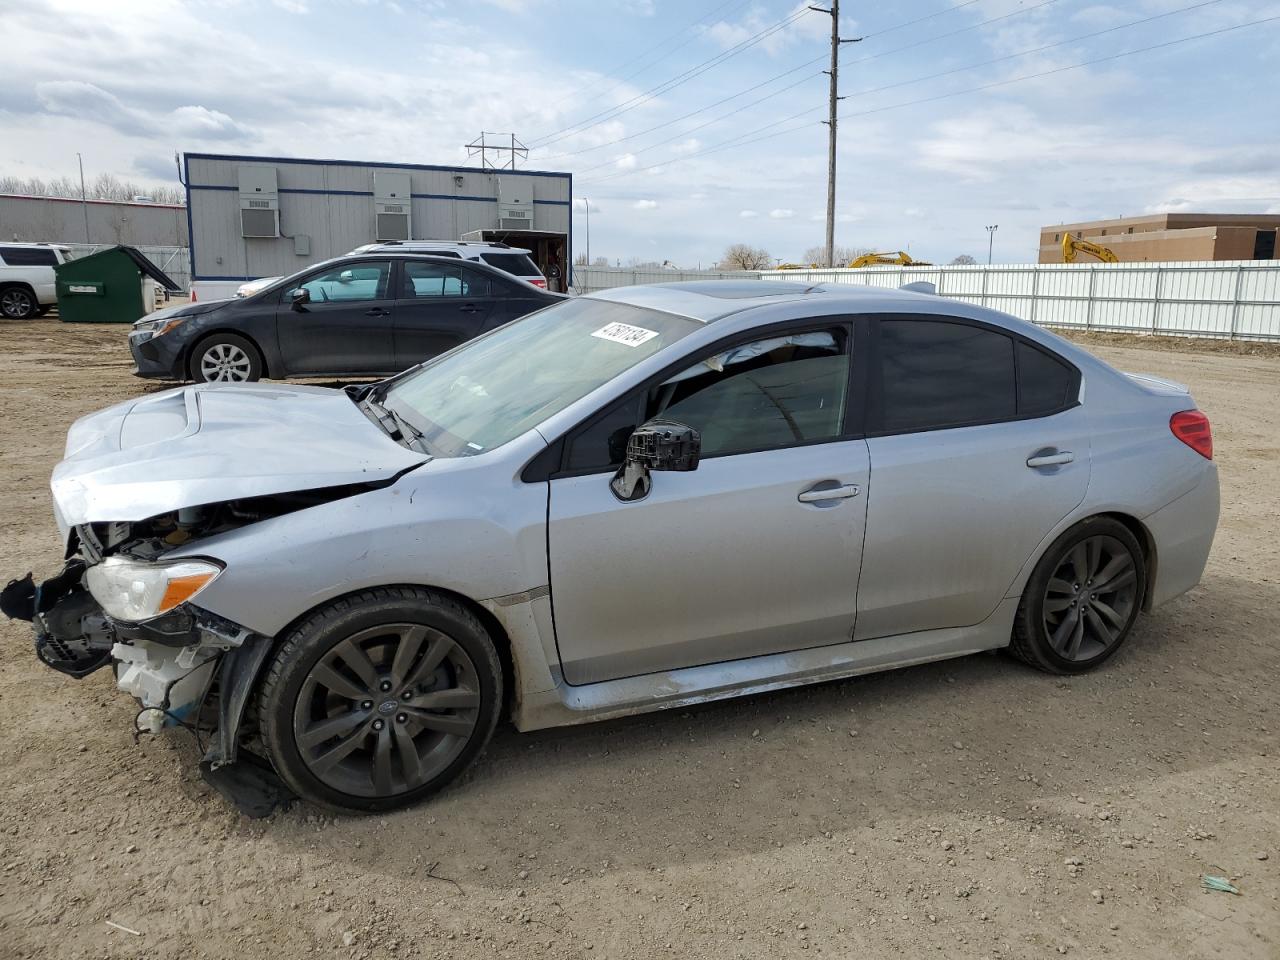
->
[[592, 256, 609, 267], [574, 253, 589, 266], [950, 254, 977, 265], [723, 243, 772, 270], [802, 244, 873, 267], [0, 173, 183, 204]]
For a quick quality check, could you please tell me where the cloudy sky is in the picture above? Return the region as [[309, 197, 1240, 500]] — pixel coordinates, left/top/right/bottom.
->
[[2, 0, 1278, 265]]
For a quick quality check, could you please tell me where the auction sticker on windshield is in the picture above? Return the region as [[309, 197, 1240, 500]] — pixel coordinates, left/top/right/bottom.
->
[[591, 322, 659, 347]]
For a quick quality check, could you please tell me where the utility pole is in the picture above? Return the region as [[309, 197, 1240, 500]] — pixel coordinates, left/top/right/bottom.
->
[[810, 2, 860, 267], [583, 198, 590, 264], [986, 224, 999, 264], [76, 152, 90, 243]]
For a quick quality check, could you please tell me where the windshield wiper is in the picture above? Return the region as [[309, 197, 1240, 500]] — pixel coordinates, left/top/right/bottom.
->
[[359, 396, 430, 455]]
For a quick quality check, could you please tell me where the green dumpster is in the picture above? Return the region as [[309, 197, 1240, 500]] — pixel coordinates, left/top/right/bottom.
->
[[54, 245, 180, 323]]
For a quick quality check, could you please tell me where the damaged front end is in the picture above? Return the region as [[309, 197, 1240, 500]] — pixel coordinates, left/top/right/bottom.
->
[[2, 489, 385, 815]]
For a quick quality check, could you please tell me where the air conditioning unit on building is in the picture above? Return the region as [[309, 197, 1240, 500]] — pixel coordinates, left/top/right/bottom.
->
[[374, 172, 412, 241], [497, 199, 534, 231], [237, 165, 279, 238]]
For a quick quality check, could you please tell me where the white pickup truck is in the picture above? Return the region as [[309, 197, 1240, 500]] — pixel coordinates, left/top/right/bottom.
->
[[0, 243, 70, 319]]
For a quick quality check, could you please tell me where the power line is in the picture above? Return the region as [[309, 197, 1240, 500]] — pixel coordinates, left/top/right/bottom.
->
[[544, 0, 752, 127], [860, 0, 983, 39], [542, 65, 825, 167], [580, 0, 1232, 182], [528, 6, 814, 149], [539, 0, 1060, 165], [581, 10, 1279, 185]]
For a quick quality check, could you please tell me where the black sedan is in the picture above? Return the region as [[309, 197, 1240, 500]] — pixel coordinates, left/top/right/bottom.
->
[[129, 254, 563, 382]]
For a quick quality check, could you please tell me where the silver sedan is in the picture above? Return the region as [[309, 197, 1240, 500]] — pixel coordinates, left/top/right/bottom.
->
[[3, 281, 1219, 813]]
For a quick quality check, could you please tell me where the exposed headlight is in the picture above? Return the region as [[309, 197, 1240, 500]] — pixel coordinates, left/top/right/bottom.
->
[[133, 316, 187, 340], [86, 557, 222, 622]]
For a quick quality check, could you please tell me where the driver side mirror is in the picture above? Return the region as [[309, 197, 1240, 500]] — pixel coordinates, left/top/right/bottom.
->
[[290, 287, 311, 310], [610, 419, 700, 502]]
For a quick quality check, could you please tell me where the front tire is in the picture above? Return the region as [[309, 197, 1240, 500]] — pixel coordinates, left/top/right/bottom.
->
[[189, 332, 263, 383], [1009, 517, 1146, 674], [258, 587, 503, 813]]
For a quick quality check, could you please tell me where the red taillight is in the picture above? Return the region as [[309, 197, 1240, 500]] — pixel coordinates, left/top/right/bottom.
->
[[530, 278, 547, 288], [1170, 409, 1212, 459], [190, 288, 197, 302]]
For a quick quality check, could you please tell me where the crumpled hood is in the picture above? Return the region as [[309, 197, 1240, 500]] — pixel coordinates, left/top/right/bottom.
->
[[52, 383, 427, 530]]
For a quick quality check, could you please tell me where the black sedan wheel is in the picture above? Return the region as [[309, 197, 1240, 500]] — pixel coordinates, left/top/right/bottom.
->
[[0, 287, 38, 320], [1010, 517, 1146, 674], [259, 587, 502, 812]]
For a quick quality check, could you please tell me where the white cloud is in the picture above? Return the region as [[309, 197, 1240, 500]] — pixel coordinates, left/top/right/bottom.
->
[[615, 154, 637, 170], [632, 199, 658, 210], [769, 208, 794, 219], [739, 209, 759, 219]]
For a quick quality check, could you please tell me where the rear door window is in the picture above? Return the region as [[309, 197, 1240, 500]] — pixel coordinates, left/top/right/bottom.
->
[[874, 319, 1016, 433]]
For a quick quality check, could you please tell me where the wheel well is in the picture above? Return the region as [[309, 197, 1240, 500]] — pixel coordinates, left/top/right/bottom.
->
[[250, 583, 517, 715], [185, 328, 270, 379], [1096, 511, 1158, 611], [0, 281, 36, 295]]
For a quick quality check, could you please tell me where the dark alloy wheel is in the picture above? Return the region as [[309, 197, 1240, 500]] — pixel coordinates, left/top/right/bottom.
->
[[1010, 517, 1147, 674], [0, 287, 38, 320], [259, 587, 502, 812]]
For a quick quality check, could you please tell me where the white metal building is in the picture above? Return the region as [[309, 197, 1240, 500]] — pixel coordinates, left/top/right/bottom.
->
[[0, 194, 188, 247], [184, 152, 572, 297]]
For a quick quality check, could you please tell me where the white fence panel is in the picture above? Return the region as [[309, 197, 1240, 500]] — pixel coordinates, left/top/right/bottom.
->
[[754, 261, 1280, 342]]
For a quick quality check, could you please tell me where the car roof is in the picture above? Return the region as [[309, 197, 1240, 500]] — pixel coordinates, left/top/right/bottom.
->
[[353, 240, 533, 256], [584, 280, 939, 323]]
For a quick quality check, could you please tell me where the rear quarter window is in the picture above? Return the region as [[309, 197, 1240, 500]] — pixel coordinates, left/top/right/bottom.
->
[[0, 247, 59, 266], [480, 253, 541, 277], [1017, 341, 1078, 415]]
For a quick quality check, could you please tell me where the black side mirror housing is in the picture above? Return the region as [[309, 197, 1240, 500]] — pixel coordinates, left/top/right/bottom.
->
[[290, 287, 311, 310], [610, 419, 700, 501]]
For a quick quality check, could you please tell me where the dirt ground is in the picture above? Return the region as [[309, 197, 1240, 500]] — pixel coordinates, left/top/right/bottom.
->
[[0, 320, 1276, 960]]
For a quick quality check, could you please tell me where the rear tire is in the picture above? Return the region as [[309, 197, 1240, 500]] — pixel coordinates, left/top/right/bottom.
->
[[0, 286, 38, 320], [257, 587, 503, 813], [189, 332, 263, 383], [1009, 517, 1146, 674]]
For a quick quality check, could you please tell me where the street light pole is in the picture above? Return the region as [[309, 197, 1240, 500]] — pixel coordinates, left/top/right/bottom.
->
[[77, 152, 90, 243], [584, 198, 590, 265], [985, 224, 998, 265]]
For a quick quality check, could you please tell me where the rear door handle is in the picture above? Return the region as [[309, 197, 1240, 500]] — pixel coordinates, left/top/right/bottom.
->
[[798, 483, 860, 503], [1027, 451, 1074, 467], [459, 304, 480, 314], [365, 307, 389, 317]]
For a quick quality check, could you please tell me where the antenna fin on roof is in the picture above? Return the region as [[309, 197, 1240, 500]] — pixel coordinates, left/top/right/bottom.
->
[[900, 281, 936, 295]]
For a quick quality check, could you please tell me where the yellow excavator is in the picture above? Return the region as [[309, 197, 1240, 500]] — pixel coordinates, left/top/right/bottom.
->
[[849, 250, 933, 268], [1061, 233, 1119, 264]]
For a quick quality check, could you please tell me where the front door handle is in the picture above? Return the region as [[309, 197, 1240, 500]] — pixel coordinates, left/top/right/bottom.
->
[[365, 307, 389, 317], [459, 304, 480, 314], [1027, 451, 1074, 468], [798, 483, 860, 503]]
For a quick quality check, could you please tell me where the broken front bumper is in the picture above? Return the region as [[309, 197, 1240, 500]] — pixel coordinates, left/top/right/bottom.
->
[[1, 561, 268, 758]]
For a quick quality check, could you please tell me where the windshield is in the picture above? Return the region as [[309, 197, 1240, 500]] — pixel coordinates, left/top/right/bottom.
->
[[383, 298, 700, 457]]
